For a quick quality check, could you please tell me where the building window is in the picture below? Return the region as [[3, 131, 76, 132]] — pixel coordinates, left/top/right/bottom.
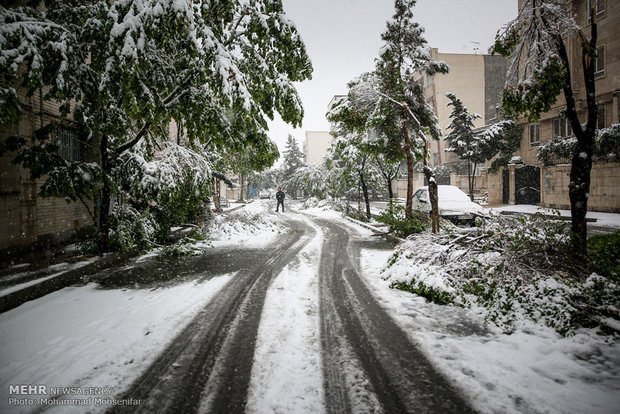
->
[[529, 123, 540, 147], [587, 0, 605, 21], [594, 45, 605, 77], [552, 117, 570, 138], [596, 105, 606, 130], [57, 125, 85, 162]]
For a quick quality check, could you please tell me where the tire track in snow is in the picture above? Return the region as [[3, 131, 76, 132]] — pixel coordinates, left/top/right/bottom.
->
[[109, 217, 313, 414], [317, 217, 474, 414], [244, 215, 325, 414]]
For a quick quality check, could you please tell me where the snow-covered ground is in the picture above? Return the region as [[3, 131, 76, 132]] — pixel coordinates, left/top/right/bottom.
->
[[1, 200, 618, 413], [0, 276, 232, 413], [488, 204, 620, 228], [358, 249, 620, 414]]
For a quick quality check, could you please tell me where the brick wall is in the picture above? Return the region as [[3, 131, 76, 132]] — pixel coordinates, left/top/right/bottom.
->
[[0, 88, 95, 252]]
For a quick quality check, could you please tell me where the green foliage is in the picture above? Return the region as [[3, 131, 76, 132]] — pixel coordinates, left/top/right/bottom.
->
[[502, 58, 565, 122], [376, 202, 427, 238], [538, 124, 620, 165], [108, 207, 160, 253], [385, 213, 620, 336], [390, 280, 455, 305], [587, 232, 620, 281], [347, 208, 370, 223]]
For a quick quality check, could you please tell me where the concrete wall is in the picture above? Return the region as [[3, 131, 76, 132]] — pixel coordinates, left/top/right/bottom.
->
[[541, 162, 620, 212]]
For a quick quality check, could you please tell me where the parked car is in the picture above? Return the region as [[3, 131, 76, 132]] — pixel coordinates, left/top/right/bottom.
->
[[258, 189, 271, 199], [411, 185, 484, 225]]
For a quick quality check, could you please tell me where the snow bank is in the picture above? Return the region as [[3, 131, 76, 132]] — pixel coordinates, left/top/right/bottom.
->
[[358, 249, 620, 414], [0, 275, 232, 412]]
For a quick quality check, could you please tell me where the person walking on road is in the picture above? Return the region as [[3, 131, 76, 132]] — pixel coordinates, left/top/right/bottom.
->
[[275, 187, 285, 212]]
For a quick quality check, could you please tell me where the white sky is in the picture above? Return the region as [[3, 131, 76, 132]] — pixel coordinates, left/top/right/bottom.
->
[[267, 0, 518, 158]]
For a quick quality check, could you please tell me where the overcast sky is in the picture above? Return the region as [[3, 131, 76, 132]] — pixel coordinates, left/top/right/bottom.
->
[[267, 0, 518, 157]]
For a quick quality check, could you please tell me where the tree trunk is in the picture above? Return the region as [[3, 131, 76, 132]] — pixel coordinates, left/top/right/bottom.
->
[[403, 106, 414, 219], [239, 174, 245, 202], [555, 14, 597, 256], [568, 142, 592, 253], [213, 178, 221, 211], [471, 161, 477, 201], [360, 167, 371, 220], [424, 166, 439, 233], [97, 135, 111, 254]]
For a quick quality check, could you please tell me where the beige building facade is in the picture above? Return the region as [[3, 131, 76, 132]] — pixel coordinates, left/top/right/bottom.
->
[[394, 49, 509, 198], [303, 131, 333, 166], [487, 0, 620, 212], [0, 89, 95, 254]]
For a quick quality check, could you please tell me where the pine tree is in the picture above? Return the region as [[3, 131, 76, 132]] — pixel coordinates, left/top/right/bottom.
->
[[445, 93, 518, 201], [282, 135, 305, 198], [375, 0, 448, 230]]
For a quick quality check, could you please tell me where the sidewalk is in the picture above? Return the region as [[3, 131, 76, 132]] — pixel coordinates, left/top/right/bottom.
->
[[486, 204, 620, 228], [0, 225, 198, 313]]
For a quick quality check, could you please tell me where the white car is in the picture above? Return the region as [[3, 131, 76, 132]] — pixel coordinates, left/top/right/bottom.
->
[[258, 189, 271, 199], [412, 185, 484, 224]]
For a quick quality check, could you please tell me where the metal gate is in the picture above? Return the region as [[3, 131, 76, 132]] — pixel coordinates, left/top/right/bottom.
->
[[514, 165, 541, 205], [502, 169, 510, 204]]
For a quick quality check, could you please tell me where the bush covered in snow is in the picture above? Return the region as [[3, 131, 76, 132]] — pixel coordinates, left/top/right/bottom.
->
[[300, 197, 346, 212], [383, 213, 620, 336], [375, 202, 427, 238], [107, 206, 161, 253]]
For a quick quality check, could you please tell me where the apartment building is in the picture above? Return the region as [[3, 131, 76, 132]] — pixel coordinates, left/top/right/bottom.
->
[[488, 0, 619, 211], [391, 49, 508, 198], [303, 131, 333, 166]]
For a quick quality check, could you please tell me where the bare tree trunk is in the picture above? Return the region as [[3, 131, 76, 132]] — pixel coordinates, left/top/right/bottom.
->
[[403, 106, 414, 219], [213, 178, 221, 211], [555, 16, 597, 256], [360, 158, 371, 220], [239, 174, 245, 202], [97, 135, 111, 254]]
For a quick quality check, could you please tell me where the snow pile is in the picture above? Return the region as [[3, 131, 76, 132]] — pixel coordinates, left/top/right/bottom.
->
[[299, 197, 346, 213], [382, 214, 620, 336], [359, 249, 620, 414], [203, 201, 286, 249]]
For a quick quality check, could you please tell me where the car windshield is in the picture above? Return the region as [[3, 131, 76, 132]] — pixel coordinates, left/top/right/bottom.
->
[[437, 186, 471, 202]]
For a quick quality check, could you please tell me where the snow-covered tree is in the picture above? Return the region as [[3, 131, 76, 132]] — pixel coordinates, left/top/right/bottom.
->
[[0, 0, 311, 252], [445, 93, 482, 200], [492, 0, 599, 254], [376, 0, 448, 229], [281, 134, 305, 198], [327, 72, 404, 203], [288, 164, 329, 199], [445, 93, 519, 201]]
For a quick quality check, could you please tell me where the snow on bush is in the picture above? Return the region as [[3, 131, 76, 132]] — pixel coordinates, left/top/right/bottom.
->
[[382, 213, 620, 336], [299, 196, 346, 212], [194, 202, 286, 250]]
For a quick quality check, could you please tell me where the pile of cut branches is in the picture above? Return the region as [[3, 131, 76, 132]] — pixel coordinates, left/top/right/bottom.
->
[[383, 213, 619, 336]]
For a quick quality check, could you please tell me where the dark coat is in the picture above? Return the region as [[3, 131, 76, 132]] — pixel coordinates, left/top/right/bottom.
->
[[276, 191, 285, 202]]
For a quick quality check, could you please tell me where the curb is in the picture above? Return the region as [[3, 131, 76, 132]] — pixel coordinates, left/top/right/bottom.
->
[[498, 210, 597, 222], [0, 225, 198, 314], [344, 216, 403, 244], [0, 251, 136, 314]]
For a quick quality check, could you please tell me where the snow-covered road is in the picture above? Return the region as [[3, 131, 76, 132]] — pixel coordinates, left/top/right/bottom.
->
[[1, 199, 618, 413]]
